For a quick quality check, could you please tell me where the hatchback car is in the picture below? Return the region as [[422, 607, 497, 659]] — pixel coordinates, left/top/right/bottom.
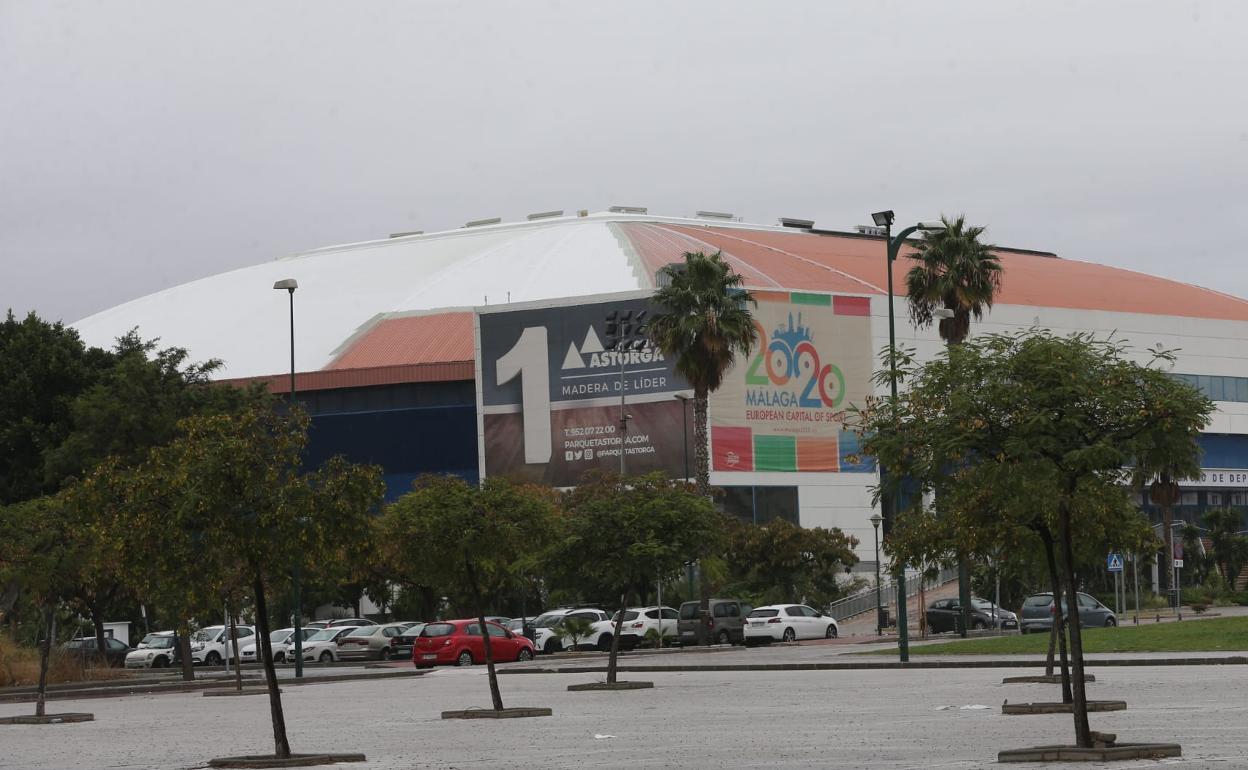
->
[[1019, 592, 1116, 634], [601, 606, 679, 650], [926, 597, 1019, 633], [124, 633, 179, 668], [529, 608, 611, 653], [337, 621, 417, 661], [742, 604, 838, 644], [297, 625, 363, 663], [412, 619, 536, 667], [677, 599, 753, 646], [239, 627, 317, 664], [63, 637, 131, 667], [390, 623, 427, 661]]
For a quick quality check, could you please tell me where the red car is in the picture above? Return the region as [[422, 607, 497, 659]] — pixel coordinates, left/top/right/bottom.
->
[[412, 619, 536, 668]]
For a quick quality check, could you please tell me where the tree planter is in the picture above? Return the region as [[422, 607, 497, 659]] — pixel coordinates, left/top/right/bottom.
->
[[0, 713, 93, 724], [203, 688, 279, 697], [1002, 700, 1124, 714], [441, 707, 553, 719], [999, 743, 1180, 762], [1002, 674, 1095, 684], [207, 753, 366, 768], [567, 681, 653, 691]]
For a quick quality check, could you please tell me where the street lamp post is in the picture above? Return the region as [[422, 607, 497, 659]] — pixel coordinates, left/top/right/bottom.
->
[[870, 211, 945, 663], [273, 278, 303, 678], [870, 512, 883, 636], [675, 393, 691, 482]]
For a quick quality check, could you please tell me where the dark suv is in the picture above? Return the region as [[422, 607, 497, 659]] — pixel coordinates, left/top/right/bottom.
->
[[677, 599, 753, 646]]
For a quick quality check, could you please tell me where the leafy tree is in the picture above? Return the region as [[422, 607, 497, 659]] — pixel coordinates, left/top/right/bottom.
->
[[1205, 507, 1248, 586], [116, 405, 383, 758], [855, 329, 1210, 748], [553, 616, 594, 650], [722, 519, 859, 609], [553, 472, 728, 682], [648, 251, 758, 496], [380, 475, 557, 710], [903, 214, 1001, 638]]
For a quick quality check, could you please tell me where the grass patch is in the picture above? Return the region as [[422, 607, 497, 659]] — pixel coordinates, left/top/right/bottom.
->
[[0, 636, 129, 688], [867, 616, 1248, 655]]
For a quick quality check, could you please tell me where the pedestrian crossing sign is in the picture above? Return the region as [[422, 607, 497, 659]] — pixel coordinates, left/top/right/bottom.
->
[[1107, 553, 1124, 573]]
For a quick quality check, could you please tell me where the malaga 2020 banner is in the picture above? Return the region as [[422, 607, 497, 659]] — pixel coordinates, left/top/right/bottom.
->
[[476, 293, 690, 486], [710, 291, 874, 473]]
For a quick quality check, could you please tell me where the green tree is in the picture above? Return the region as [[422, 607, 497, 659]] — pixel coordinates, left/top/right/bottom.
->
[[117, 405, 383, 758], [647, 251, 758, 496], [1205, 507, 1248, 587], [379, 475, 557, 710], [553, 472, 728, 682], [856, 330, 1210, 748], [723, 519, 859, 610], [903, 214, 1002, 638]]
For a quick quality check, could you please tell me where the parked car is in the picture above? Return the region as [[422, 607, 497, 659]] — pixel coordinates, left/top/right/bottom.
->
[[239, 627, 317, 664], [597, 606, 679, 650], [337, 621, 418, 661], [413, 619, 536, 667], [298, 625, 363, 663], [1019, 592, 1117, 634], [63, 637, 131, 667], [677, 599, 754, 646], [391, 623, 427, 661], [125, 632, 179, 668], [190, 625, 255, 666], [926, 597, 1019, 633], [326, 618, 374, 628], [742, 604, 838, 644], [136, 631, 173, 649], [483, 616, 511, 625], [304, 621, 329, 630], [530, 608, 611, 653]]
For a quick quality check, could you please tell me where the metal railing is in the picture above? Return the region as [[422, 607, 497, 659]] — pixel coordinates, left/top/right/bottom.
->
[[827, 566, 959, 622]]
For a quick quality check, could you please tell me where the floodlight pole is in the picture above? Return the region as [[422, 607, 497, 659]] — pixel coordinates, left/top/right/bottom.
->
[[274, 278, 303, 678]]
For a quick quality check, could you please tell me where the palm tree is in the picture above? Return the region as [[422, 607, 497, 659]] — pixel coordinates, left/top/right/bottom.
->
[[648, 251, 757, 497], [904, 215, 1001, 637]]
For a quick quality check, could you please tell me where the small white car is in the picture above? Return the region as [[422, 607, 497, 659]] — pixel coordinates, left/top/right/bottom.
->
[[239, 627, 318, 665], [124, 632, 178, 668], [595, 606, 679, 650], [297, 625, 362, 664], [743, 604, 838, 644], [530, 608, 611, 653], [190, 625, 255, 666]]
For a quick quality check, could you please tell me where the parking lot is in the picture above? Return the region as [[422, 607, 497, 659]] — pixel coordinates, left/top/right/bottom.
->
[[2, 643, 1246, 770]]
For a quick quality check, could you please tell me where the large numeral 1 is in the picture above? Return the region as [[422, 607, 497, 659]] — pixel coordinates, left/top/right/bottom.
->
[[495, 326, 552, 464]]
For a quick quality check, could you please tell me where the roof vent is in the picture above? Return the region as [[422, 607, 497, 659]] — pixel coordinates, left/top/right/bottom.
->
[[388, 230, 424, 238], [527, 210, 564, 221], [696, 210, 735, 221], [854, 225, 887, 236], [609, 205, 648, 214], [779, 217, 815, 229], [464, 217, 502, 228]]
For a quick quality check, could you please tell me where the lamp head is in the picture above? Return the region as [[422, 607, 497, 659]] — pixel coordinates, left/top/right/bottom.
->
[[273, 278, 298, 292], [871, 210, 895, 227], [870, 512, 883, 530], [917, 220, 945, 232]]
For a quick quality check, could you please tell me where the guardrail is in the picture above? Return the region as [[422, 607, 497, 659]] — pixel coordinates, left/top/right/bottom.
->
[[827, 566, 959, 622]]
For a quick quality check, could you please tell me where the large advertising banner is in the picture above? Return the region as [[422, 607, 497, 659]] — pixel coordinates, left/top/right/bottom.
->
[[710, 291, 874, 473], [477, 293, 690, 486]]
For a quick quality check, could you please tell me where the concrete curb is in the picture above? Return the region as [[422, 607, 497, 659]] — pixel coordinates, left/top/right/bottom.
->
[[1002, 700, 1126, 714], [207, 752, 366, 767], [566, 681, 654, 691], [499, 656, 1248, 674], [441, 707, 552, 719], [0, 712, 94, 724], [999, 743, 1180, 762]]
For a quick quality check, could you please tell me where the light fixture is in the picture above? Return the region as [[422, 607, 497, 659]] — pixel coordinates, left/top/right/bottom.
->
[[870, 512, 883, 530], [273, 278, 298, 291], [871, 210, 895, 227], [917, 220, 945, 231]]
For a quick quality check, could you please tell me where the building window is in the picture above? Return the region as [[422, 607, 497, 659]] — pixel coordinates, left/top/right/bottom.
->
[[1232, 492, 1248, 506], [1208, 492, 1223, 506], [1179, 492, 1198, 506], [1171, 373, 1248, 403], [719, 486, 799, 525]]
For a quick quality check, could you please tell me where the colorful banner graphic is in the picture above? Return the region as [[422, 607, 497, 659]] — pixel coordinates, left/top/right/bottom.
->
[[477, 295, 691, 486], [710, 292, 873, 473]]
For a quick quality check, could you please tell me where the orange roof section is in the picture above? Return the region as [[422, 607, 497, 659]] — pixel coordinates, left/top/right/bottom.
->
[[326, 311, 475, 371], [622, 223, 1248, 322]]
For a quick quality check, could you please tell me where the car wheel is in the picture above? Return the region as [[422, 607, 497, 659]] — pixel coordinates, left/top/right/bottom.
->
[[782, 627, 796, 643], [715, 630, 730, 645], [517, 648, 533, 662], [825, 624, 837, 639], [597, 634, 613, 652], [275, 651, 286, 663], [972, 620, 987, 631], [1105, 617, 1117, 627], [456, 650, 473, 667], [319, 651, 332, 663], [204, 651, 222, 667], [544, 639, 562, 654], [380, 647, 391, 661]]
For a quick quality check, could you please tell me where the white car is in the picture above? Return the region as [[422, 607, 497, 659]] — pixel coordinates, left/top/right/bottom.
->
[[125, 632, 178, 668], [239, 627, 318, 665], [297, 625, 362, 664], [190, 624, 255, 666], [595, 606, 679, 650], [743, 604, 838, 644], [530, 608, 611, 653]]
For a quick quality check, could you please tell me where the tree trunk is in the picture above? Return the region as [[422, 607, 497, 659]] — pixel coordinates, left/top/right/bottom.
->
[[605, 591, 628, 684], [693, 387, 710, 497], [88, 599, 108, 662], [35, 605, 53, 718], [466, 560, 504, 710], [1057, 503, 1092, 748], [957, 553, 971, 638], [1161, 482, 1174, 601], [177, 620, 195, 682], [1038, 525, 1072, 703], [228, 605, 243, 693], [252, 573, 292, 759]]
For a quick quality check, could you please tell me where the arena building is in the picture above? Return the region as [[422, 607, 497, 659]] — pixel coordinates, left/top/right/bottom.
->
[[73, 209, 1248, 568]]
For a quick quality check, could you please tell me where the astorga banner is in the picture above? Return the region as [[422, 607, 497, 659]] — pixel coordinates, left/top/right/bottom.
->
[[710, 291, 874, 473], [476, 292, 690, 486]]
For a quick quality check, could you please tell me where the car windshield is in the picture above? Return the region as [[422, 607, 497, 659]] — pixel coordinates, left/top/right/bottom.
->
[[971, 599, 995, 611], [270, 630, 291, 642], [1023, 595, 1053, 607], [193, 627, 222, 641], [421, 623, 455, 637], [400, 623, 425, 636], [531, 613, 565, 629], [679, 604, 700, 620], [748, 609, 779, 618], [147, 636, 176, 649], [349, 626, 381, 637], [306, 629, 338, 642]]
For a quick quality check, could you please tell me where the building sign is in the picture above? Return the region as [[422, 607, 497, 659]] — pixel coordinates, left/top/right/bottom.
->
[[1176, 469, 1248, 487], [709, 292, 874, 473], [476, 293, 689, 486]]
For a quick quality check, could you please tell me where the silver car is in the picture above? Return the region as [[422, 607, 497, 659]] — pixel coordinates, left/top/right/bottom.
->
[[1020, 592, 1116, 634], [336, 622, 416, 661]]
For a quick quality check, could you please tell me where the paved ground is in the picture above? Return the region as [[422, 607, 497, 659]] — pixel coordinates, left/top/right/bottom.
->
[[2, 648, 1245, 769]]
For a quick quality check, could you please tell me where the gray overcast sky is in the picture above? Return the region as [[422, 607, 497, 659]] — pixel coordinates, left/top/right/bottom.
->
[[3, 1, 1246, 325]]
